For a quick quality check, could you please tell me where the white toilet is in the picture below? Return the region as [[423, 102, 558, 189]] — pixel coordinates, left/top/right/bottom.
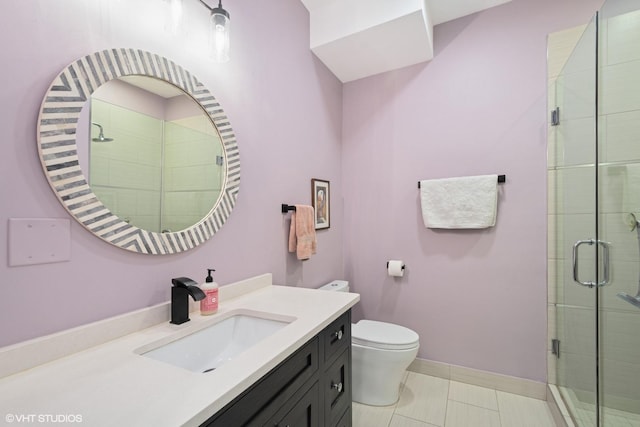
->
[[319, 281, 420, 406]]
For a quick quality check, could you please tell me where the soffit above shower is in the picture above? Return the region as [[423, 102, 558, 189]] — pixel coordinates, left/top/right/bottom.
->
[[119, 75, 183, 99], [299, 0, 512, 83]]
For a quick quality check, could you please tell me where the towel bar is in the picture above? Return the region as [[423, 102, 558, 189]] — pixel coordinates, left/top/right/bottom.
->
[[417, 174, 506, 189], [281, 204, 296, 213]]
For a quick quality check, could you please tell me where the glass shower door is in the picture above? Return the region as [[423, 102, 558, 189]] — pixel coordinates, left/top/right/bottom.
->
[[549, 13, 599, 427], [597, 1, 640, 425], [550, 1, 640, 425]]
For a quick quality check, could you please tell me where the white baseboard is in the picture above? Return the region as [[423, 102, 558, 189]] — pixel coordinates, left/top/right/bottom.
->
[[408, 357, 547, 400], [547, 384, 574, 427]]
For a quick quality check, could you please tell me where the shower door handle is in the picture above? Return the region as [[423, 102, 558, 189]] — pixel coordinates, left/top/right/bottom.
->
[[572, 239, 611, 288], [597, 240, 611, 287], [573, 239, 596, 288]]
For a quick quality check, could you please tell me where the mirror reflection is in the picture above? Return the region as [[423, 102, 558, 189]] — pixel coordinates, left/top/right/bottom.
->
[[83, 77, 224, 233]]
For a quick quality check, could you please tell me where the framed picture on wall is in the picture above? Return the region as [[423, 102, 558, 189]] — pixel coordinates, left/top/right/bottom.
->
[[311, 179, 330, 230]]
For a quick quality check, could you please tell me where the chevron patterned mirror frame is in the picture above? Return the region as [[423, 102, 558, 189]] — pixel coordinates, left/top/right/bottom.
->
[[37, 48, 240, 255]]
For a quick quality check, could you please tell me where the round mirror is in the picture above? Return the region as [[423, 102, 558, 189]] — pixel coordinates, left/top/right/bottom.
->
[[79, 77, 225, 234], [37, 49, 240, 254]]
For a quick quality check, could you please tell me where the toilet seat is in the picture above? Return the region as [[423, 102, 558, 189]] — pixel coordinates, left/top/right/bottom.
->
[[352, 320, 419, 351]]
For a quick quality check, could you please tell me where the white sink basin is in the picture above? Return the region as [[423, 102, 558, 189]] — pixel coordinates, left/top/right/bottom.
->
[[137, 310, 295, 373]]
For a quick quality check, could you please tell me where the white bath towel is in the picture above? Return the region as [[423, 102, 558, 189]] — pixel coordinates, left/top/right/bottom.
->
[[420, 175, 498, 229]]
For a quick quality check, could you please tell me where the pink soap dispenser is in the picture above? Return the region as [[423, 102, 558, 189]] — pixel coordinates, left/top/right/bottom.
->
[[200, 268, 219, 316]]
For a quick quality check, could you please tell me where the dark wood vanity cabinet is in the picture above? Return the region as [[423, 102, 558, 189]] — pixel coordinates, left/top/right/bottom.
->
[[201, 309, 352, 427]]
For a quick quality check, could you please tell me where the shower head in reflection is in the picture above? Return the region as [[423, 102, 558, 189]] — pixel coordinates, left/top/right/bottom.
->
[[625, 212, 640, 231], [91, 122, 114, 142]]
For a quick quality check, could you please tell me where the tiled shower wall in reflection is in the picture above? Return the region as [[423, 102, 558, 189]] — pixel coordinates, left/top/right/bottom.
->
[[90, 99, 222, 233], [547, 10, 640, 415], [90, 99, 164, 231]]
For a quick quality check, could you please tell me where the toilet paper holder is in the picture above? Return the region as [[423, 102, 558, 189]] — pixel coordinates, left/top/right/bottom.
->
[[386, 261, 405, 270]]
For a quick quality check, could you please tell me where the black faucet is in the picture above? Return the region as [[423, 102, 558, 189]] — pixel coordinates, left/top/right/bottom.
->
[[170, 277, 206, 325]]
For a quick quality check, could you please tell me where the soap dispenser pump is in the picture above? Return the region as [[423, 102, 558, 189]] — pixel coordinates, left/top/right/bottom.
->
[[200, 268, 219, 315]]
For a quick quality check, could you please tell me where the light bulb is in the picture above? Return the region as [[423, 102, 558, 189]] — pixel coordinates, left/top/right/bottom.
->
[[209, 6, 230, 63]]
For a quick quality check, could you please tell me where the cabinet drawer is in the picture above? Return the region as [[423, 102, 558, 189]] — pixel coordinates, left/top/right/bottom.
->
[[321, 310, 351, 364], [323, 347, 351, 426], [204, 337, 319, 427]]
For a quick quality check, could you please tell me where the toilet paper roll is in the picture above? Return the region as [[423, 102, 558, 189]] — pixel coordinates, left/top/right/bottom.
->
[[387, 260, 405, 277]]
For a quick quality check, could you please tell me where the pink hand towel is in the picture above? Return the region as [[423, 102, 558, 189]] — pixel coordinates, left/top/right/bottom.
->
[[288, 205, 317, 260]]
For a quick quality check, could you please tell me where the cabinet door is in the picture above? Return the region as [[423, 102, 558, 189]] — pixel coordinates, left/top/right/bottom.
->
[[269, 382, 319, 427], [324, 347, 351, 426], [334, 406, 351, 427]]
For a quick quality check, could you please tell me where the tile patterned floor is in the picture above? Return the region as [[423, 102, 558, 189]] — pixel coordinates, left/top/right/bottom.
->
[[353, 371, 557, 427], [559, 387, 640, 427]]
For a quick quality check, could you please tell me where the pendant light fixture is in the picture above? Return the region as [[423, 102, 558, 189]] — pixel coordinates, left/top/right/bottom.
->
[[199, 0, 230, 63]]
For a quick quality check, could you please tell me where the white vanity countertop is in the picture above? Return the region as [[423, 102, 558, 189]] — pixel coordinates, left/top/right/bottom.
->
[[0, 282, 359, 427]]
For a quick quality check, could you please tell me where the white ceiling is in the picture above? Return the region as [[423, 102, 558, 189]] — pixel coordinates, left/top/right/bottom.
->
[[119, 75, 183, 98], [427, 0, 512, 25], [300, 0, 512, 82]]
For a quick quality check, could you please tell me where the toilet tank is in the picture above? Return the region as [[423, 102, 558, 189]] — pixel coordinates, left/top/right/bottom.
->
[[318, 280, 349, 292]]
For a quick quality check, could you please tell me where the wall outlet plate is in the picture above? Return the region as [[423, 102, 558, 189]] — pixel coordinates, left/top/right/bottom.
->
[[8, 218, 71, 267]]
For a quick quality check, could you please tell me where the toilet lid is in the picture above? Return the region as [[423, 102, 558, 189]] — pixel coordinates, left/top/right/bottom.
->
[[352, 320, 419, 350]]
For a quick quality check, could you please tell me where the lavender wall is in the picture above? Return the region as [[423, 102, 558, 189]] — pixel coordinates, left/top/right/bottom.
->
[[0, 0, 610, 385], [341, 0, 602, 382], [0, 0, 343, 347]]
